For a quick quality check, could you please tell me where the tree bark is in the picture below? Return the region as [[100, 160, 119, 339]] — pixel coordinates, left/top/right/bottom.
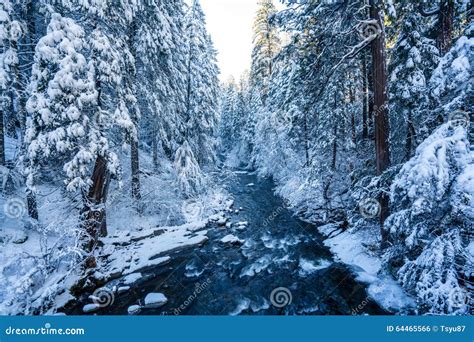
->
[[370, 0, 391, 239], [361, 52, 369, 140], [370, 0, 390, 176], [436, 0, 455, 54], [303, 110, 310, 167], [152, 132, 158, 170], [27, 190, 38, 220], [405, 111, 415, 161], [131, 137, 141, 200], [332, 91, 338, 171], [350, 87, 356, 144], [82, 155, 110, 251], [0, 106, 4, 166]]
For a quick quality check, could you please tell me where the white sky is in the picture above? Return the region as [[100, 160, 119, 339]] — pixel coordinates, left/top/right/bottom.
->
[[199, 0, 284, 82]]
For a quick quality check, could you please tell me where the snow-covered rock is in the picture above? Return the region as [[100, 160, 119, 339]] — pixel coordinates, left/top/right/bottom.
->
[[144, 293, 168, 308], [122, 273, 142, 285], [127, 305, 142, 315], [220, 234, 244, 245], [118, 286, 130, 294], [83, 303, 101, 313], [217, 217, 228, 226]]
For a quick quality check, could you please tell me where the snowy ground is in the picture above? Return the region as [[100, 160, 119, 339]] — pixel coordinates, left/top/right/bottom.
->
[[0, 140, 230, 315], [318, 223, 416, 313]]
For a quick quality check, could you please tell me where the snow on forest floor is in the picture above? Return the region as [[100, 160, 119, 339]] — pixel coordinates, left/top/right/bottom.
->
[[0, 142, 230, 315], [318, 223, 416, 313]]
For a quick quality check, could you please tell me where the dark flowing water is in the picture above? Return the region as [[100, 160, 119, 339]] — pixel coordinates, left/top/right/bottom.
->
[[67, 169, 387, 315]]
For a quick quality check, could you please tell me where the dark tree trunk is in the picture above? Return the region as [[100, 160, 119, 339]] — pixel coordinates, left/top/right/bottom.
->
[[303, 110, 310, 167], [82, 155, 110, 252], [128, 19, 141, 201], [0, 106, 4, 166], [350, 87, 356, 144], [27, 190, 38, 220], [405, 111, 415, 161], [367, 60, 375, 138], [370, 0, 391, 176], [361, 52, 369, 140], [332, 91, 338, 171], [131, 138, 141, 200], [152, 132, 159, 170], [370, 0, 391, 241], [437, 0, 455, 54]]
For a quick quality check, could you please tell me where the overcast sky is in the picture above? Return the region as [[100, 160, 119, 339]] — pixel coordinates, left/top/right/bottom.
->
[[199, 0, 284, 82]]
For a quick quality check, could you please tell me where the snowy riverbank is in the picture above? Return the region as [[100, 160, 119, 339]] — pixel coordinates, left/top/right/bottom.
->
[[317, 223, 416, 314]]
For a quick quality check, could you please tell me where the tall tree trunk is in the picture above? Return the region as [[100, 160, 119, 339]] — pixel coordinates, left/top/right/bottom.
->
[[0, 106, 4, 166], [362, 52, 369, 140], [27, 190, 38, 220], [437, 0, 455, 54], [370, 0, 391, 241], [332, 91, 338, 171], [131, 137, 141, 200], [405, 111, 415, 161], [128, 20, 141, 201], [350, 87, 356, 145], [152, 130, 158, 170], [82, 155, 110, 252], [367, 60, 375, 138], [303, 110, 310, 167]]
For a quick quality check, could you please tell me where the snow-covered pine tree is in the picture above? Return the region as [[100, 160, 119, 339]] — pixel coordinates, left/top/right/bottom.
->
[[133, 0, 188, 168], [175, 0, 219, 195], [388, 2, 440, 164], [249, 0, 280, 105], [0, 0, 26, 164], [384, 121, 472, 314], [24, 14, 98, 221], [183, 0, 220, 166]]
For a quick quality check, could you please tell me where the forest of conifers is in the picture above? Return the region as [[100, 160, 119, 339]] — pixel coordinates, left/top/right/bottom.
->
[[0, 0, 472, 316]]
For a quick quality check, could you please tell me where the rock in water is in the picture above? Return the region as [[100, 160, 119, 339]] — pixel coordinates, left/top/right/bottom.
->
[[220, 234, 244, 245], [144, 293, 168, 308], [83, 303, 101, 313], [128, 305, 142, 315]]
